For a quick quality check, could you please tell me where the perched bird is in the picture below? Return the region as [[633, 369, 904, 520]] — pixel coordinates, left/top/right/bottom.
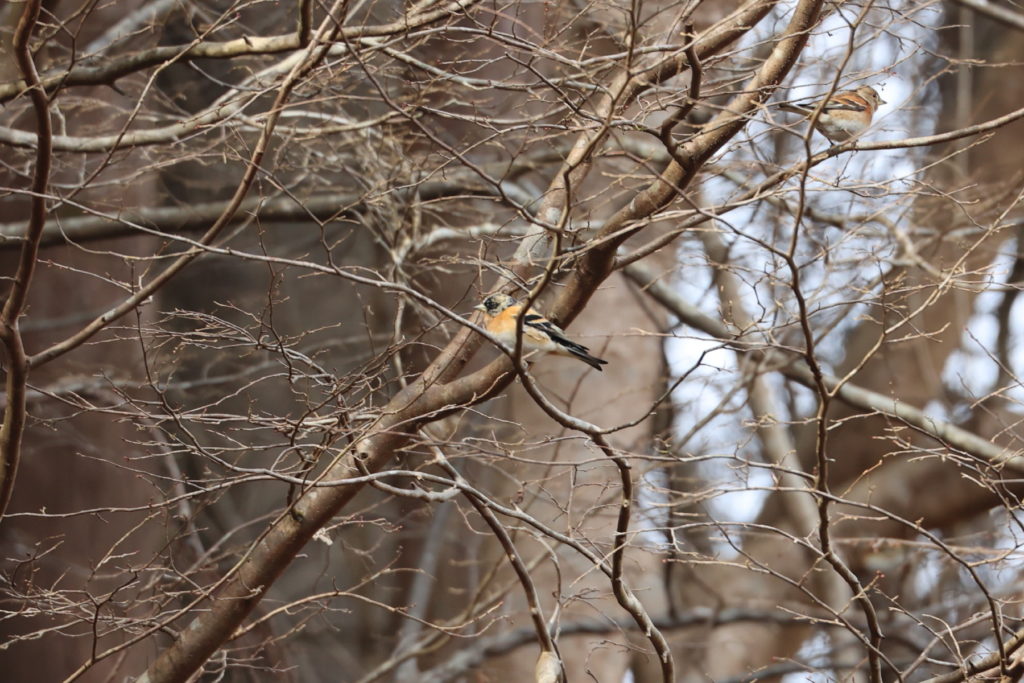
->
[[474, 293, 608, 371], [778, 85, 885, 142]]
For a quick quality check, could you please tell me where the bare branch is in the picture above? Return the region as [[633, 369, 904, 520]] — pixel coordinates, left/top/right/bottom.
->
[[0, 0, 50, 521]]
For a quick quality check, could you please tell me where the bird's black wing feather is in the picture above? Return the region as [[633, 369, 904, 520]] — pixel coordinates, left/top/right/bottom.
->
[[523, 314, 590, 353], [523, 314, 608, 370], [786, 95, 867, 113]]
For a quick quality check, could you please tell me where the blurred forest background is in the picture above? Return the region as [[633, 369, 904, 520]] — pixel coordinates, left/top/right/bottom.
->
[[1, 0, 1024, 681]]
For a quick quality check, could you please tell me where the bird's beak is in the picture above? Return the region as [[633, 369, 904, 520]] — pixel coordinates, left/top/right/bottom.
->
[[473, 303, 486, 312]]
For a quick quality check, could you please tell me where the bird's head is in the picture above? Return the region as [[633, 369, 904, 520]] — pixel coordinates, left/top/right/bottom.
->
[[857, 85, 885, 108], [474, 293, 516, 316]]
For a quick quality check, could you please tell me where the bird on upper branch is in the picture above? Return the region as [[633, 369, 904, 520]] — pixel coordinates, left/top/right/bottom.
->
[[778, 85, 885, 142]]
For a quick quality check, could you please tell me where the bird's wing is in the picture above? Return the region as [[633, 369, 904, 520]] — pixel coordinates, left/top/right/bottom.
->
[[524, 313, 592, 353], [782, 91, 868, 115], [821, 92, 870, 112]]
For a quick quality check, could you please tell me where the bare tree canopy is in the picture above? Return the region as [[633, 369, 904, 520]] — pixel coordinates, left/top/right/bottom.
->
[[2, 0, 1024, 681]]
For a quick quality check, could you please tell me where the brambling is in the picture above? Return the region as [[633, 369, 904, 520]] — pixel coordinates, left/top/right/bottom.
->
[[778, 85, 885, 142], [474, 293, 608, 371]]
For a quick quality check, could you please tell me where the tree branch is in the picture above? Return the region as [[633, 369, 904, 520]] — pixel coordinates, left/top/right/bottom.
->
[[130, 1, 827, 678], [623, 261, 1024, 473], [0, 0, 50, 521]]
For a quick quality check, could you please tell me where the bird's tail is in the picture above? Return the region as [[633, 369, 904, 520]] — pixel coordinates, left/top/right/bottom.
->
[[568, 347, 609, 371], [543, 326, 609, 371]]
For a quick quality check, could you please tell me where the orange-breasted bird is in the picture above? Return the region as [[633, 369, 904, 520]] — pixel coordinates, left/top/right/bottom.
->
[[474, 293, 608, 371], [778, 85, 885, 142]]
